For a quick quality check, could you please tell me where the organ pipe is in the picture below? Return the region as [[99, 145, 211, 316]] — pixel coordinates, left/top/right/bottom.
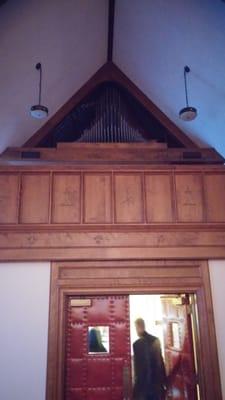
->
[[78, 84, 144, 143]]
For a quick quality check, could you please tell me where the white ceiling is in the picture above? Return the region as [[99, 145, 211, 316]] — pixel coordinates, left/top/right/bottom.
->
[[0, 0, 108, 152], [1, 0, 225, 156]]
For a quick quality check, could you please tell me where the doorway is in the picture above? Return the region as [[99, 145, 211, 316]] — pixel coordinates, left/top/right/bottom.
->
[[65, 293, 198, 400], [130, 294, 199, 400], [47, 260, 222, 400]]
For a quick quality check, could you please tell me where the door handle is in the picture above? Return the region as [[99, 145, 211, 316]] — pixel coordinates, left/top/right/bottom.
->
[[123, 365, 130, 400]]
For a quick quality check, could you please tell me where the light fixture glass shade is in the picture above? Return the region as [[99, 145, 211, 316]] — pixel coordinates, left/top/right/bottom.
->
[[179, 106, 197, 121], [30, 104, 48, 119]]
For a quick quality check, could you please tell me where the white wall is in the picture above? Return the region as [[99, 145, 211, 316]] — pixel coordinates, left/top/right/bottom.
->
[[209, 260, 225, 400], [0, 262, 50, 400]]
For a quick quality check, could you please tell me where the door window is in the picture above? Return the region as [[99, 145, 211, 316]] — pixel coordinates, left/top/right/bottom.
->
[[88, 326, 110, 353]]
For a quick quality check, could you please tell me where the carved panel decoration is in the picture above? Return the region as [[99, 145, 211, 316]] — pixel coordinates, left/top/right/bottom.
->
[[114, 173, 144, 223], [52, 173, 81, 223], [175, 173, 204, 222], [1, 230, 225, 249]]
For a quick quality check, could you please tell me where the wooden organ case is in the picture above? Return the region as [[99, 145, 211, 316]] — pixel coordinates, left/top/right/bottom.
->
[[0, 63, 224, 400]]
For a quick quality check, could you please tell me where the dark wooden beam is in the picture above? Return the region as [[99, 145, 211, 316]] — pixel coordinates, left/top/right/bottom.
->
[[107, 0, 115, 62]]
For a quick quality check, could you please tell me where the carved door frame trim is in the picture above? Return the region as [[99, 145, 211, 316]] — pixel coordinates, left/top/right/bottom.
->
[[46, 259, 222, 400]]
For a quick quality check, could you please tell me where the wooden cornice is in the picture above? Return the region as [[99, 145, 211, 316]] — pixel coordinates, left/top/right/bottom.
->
[[23, 62, 198, 149], [2, 144, 223, 165]]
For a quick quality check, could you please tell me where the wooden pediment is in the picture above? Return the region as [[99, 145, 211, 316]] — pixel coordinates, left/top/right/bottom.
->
[[23, 62, 197, 149], [2, 62, 224, 164]]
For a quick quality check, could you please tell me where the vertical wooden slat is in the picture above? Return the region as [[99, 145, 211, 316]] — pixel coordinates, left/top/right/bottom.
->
[[175, 173, 204, 222], [0, 173, 20, 223], [49, 171, 53, 224], [145, 173, 173, 222], [83, 173, 112, 223], [114, 173, 144, 223], [204, 173, 225, 222], [20, 173, 50, 223]]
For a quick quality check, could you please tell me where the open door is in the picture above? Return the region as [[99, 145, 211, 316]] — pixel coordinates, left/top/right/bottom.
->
[[65, 295, 131, 400], [161, 294, 198, 400]]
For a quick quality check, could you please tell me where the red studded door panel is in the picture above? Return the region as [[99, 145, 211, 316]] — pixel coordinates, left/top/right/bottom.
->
[[161, 295, 198, 400], [65, 295, 131, 400]]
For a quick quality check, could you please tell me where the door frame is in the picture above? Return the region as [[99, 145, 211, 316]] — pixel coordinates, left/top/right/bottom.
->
[[46, 259, 222, 400]]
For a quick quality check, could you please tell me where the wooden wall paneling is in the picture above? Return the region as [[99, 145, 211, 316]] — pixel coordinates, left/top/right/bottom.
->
[[141, 172, 147, 223], [0, 173, 20, 223], [51, 173, 81, 223], [48, 172, 53, 224], [19, 173, 50, 223], [83, 173, 112, 223], [1, 166, 225, 227], [172, 171, 178, 223], [114, 173, 144, 223], [204, 173, 225, 222], [175, 173, 204, 222], [145, 173, 174, 222]]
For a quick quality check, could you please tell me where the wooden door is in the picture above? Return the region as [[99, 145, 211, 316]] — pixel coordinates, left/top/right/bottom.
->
[[161, 295, 198, 400], [65, 295, 131, 400]]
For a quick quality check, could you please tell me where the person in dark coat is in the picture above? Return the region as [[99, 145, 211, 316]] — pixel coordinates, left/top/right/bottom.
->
[[133, 318, 167, 400]]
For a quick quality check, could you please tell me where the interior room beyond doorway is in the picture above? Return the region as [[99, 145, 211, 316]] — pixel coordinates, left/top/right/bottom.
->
[[130, 294, 199, 400]]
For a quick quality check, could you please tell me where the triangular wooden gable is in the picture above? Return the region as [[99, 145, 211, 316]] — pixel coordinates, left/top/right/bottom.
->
[[24, 62, 197, 149]]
